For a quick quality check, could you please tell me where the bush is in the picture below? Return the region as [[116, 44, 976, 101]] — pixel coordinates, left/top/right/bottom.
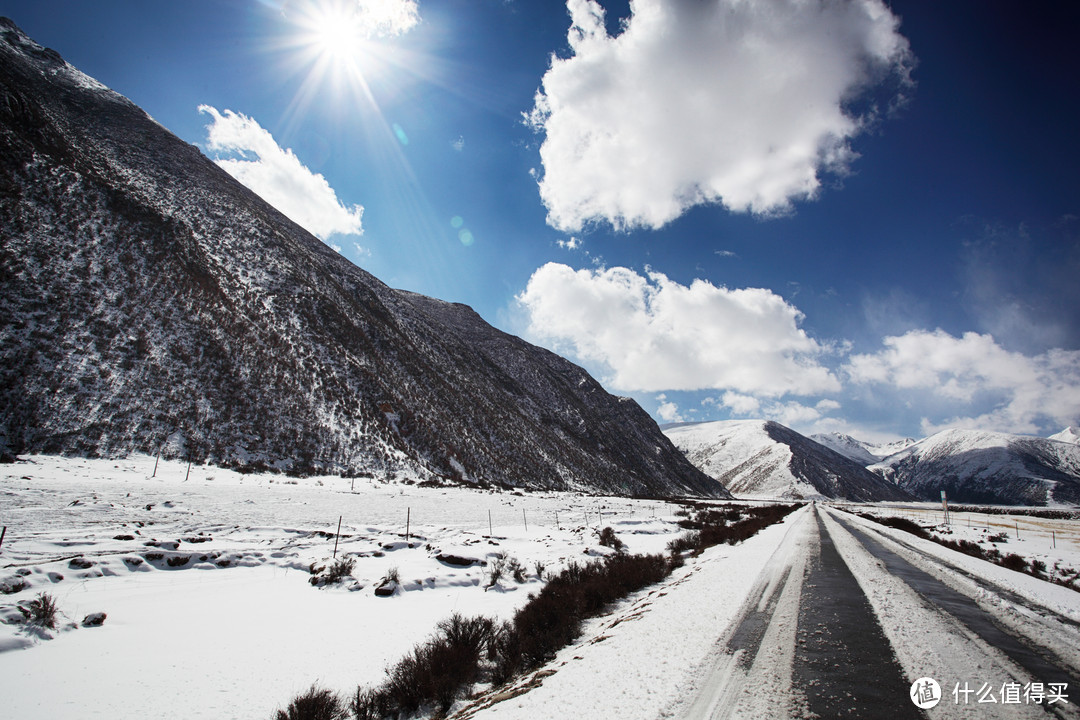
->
[[671, 504, 800, 556], [487, 555, 505, 586], [272, 684, 348, 720], [507, 556, 526, 583], [324, 556, 355, 584], [494, 553, 671, 676], [26, 592, 59, 629], [353, 613, 496, 717], [597, 527, 626, 552], [1001, 553, 1028, 572]]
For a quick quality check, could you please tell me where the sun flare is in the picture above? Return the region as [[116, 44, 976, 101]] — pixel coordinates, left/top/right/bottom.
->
[[302, 1, 366, 65]]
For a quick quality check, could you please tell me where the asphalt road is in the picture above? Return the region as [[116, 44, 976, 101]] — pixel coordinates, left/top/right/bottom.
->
[[682, 505, 1080, 720]]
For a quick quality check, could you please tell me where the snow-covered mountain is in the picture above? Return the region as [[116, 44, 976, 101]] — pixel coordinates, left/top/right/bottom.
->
[[0, 19, 724, 498], [809, 432, 879, 465], [811, 432, 918, 464], [664, 420, 913, 501], [1049, 427, 1080, 445], [870, 428, 1080, 506]]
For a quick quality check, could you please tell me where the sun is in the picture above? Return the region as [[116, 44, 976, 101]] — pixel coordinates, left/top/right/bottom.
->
[[301, 1, 367, 65], [267, 0, 431, 141]]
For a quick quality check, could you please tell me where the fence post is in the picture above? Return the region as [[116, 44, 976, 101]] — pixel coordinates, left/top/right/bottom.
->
[[0, 525, 6, 551], [333, 515, 342, 558], [406, 507, 411, 544], [488, 510, 493, 537], [523, 509, 528, 532]]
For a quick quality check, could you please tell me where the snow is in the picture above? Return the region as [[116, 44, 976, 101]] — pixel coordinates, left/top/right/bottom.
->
[[810, 432, 879, 465], [459, 507, 812, 720], [870, 428, 1080, 505], [817, 510, 1053, 720], [835, 502, 1080, 617], [1050, 427, 1080, 445], [664, 420, 821, 499], [0, 455, 689, 719], [4, 457, 1079, 719]]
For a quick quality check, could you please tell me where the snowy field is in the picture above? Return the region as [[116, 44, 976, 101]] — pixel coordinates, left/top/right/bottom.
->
[[0, 455, 706, 719], [843, 502, 1080, 591], [4, 457, 1080, 719]]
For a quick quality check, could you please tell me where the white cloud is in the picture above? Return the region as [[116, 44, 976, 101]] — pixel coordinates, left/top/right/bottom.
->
[[716, 392, 838, 429], [517, 263, 839, 396], [199, 106, 363, 241], [766, 401, 828, 427], [296, 0, 420, 41], [353, 0, 420, 38], [557, 236, 583, 250], [527, 0, 912, 231], [655, 395, 684, 423], [846, 329, 1080, 434], [717, 392, 760, 416], [815, 399, 842, 413]]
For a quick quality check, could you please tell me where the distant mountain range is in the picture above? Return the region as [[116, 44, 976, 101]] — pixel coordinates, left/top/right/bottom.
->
[[663, 420, 913, 502], [810, 432, 917, 465], [0, 19, 722, 498], [869, 428, 1080, 506], [664, 419, 1080, 507]]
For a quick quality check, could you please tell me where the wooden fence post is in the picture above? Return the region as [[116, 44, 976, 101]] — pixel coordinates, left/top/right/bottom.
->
[[333, 515, 342, 558]]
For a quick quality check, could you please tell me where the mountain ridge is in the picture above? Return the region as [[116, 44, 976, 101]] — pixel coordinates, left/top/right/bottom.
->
[[0, 18, 723, 498], [869, 427, 1080, 506], [664, 419, 912, 502]]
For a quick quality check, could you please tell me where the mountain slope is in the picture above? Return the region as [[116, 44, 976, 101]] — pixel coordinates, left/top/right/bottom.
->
[[870, 428, 1080, 506], [0, 19, 723, 498], [1049, 427, 1080, 445], [664, 420, 912, 501], [809, 432, 879, 465], [810, 432, 918, 464]]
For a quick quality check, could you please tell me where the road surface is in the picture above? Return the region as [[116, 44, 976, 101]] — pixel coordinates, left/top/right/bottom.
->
[[683, 505, 1080, 719]]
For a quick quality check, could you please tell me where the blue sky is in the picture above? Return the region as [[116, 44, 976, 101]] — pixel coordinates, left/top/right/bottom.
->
[[5, 0, 1079, 442]]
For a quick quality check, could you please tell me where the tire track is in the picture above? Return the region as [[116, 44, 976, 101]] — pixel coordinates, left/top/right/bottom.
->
[[793, 508, 922, 718], [832, 512, 1079, 720]]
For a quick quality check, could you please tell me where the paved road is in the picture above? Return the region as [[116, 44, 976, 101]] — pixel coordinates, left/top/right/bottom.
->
[[683, 505, 1080, 719]]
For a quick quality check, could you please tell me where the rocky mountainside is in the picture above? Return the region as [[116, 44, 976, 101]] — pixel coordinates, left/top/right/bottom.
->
[[870, 428, 1080, 506], [663, 420, 912, 501], [0, 19, 723, 497]]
